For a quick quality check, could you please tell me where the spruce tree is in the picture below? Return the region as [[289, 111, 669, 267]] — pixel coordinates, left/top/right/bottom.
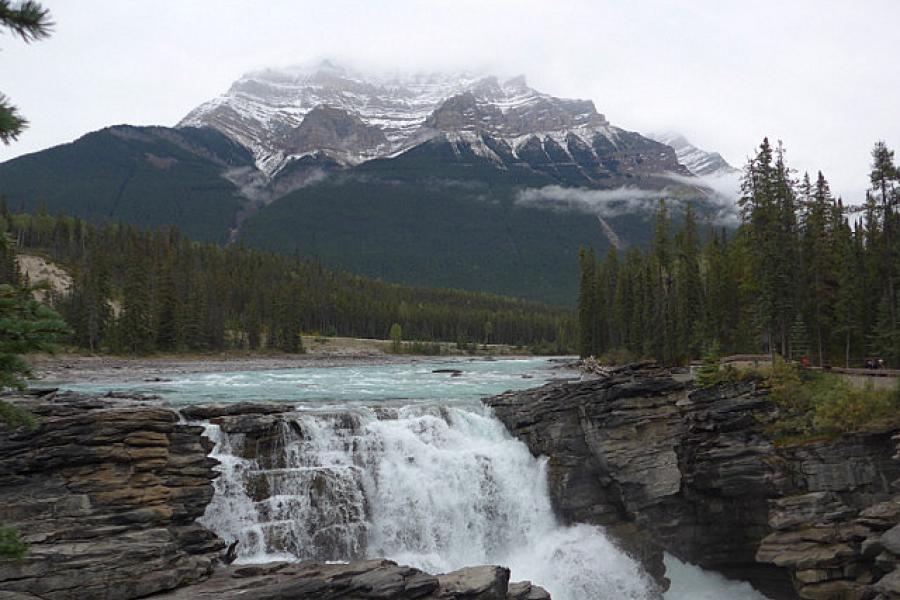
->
[[119, 250, 154, 354], [869, 141, 898, 341], [155, 258, 181, 351], [834, 216, 863, 367], [577, 247, 597, 357], [674, 203, 702, 362], [0, 1, 52, 144]]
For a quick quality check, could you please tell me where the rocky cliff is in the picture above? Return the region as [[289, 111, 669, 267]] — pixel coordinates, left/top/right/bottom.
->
[[484, 364, 900, 600], [0, 392, 549, 600], [0, 391, 223, 599]]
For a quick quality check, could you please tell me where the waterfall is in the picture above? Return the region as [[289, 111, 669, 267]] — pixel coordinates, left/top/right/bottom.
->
[[200, 402, 657, 600]]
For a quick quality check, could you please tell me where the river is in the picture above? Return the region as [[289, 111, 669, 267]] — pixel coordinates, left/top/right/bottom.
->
[[55, 357, 769, 600]]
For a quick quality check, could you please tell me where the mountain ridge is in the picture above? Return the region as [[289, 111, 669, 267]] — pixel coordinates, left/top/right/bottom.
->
[[179, 61, 724, 182], [0, 61, 739, 305]]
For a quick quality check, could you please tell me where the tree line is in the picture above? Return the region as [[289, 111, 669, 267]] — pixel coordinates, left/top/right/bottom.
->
[[0, 210, 574, 354], [578, 138, 900, 368]]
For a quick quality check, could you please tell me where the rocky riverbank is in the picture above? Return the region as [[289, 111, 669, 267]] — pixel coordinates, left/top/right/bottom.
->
[[484, 363, 900, 600], [0, 390, 548, 600]]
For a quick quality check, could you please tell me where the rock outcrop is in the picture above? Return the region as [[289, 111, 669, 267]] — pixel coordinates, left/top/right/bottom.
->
[[148, 559, 548, 599], [485, 364, 900, 600], [0, 391, 223, 600]]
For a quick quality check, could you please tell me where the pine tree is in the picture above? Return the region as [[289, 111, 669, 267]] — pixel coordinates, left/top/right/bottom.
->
[[834, 216, 863, 367], [65, 258, 111, 352], [0, 1, 52, 145], [0, 233, 19, 286], [800, 171, 837, 365], [869, 141, 898, 342], [788, 315, 811, 363], [0, 283, 69, 390], [603, 247, 620, 348], [870, 292, 900, 367], [155, 258, 181, 351], [577, 247, 597, 357], [119, 251, 154, 354], [674, 203, 702, 362]]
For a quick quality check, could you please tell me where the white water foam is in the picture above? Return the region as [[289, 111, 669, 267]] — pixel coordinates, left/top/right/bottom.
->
[[200, 403, 656, 599], [187, 359, 769, 600]]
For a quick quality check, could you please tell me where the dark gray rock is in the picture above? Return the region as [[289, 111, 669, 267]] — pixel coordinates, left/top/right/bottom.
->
[[436, 565, 509, 599], [148, 560, 536, 600], [506, 581, 551, 600], [484, 364, 900, 600], [178, 402, 296, 420], [884, 525, 900, 555]]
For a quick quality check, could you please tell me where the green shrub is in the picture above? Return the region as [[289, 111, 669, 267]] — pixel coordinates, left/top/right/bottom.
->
[[0, 400, 36, 430], [694, 344, 738, 388], [766, 357, 900, 439], [812, 380, 900, 435]]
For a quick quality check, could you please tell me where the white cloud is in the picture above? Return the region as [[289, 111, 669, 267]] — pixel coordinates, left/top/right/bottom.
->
[[516, 185, 663, 216], [516, 183, 740, 226], [0, 0, 898, 204]]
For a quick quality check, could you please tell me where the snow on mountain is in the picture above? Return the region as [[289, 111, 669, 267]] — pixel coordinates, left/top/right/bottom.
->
[[180, 61, 484, 174], [179, 60, 685, 179], [647, 131, 737, 177]]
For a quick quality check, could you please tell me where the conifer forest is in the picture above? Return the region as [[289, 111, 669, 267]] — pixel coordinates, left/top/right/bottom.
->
[[577, 139, 900, 368]]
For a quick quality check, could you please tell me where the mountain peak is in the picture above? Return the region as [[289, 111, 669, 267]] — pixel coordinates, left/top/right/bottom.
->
[[181, 64, 665, 178], [647, 131, 736, 177]]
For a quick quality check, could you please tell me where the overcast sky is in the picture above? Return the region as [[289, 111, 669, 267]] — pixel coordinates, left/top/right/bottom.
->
[[1, 0, 898, 202]]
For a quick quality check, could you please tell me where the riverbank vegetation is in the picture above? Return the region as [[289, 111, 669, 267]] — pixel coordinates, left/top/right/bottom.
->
[[765, 358, 900, 438], [700, 354, 900, 438], [0, 211, 575, 355], [578, 138, 900, 369]]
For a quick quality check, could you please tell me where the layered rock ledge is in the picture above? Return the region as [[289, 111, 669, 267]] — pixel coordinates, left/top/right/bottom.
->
[[150, 560, 549, 600], [0, 392, 548, 600], [484, 363, 900, 600]]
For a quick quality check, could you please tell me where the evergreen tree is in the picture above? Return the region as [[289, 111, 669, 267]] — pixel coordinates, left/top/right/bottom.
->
[[834, 216, 863, 367], [674, 203, 702, 362], [0, 233, 19, 285], [155, 258, 181, 351], [64, 258, 111, 352], [577, 247, 597, 357], [0, 1, 52, 144], [869, 141, 898, 341], [119, 249, 154, 354], [0, 283, 69, 390]]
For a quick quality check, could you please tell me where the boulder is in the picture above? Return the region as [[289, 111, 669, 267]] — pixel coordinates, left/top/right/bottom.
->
[[883, 525, 900, 555], [436, 565, 509, 599]]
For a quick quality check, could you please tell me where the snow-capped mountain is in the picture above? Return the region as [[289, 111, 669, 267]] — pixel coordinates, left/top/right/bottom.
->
[[648, 131, 737, 177], [179, 61, 688, 179], [0, 61, 738, 306]]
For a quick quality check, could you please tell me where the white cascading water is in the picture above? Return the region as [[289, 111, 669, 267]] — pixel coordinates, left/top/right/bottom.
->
[[200, 402, 657, 599]]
